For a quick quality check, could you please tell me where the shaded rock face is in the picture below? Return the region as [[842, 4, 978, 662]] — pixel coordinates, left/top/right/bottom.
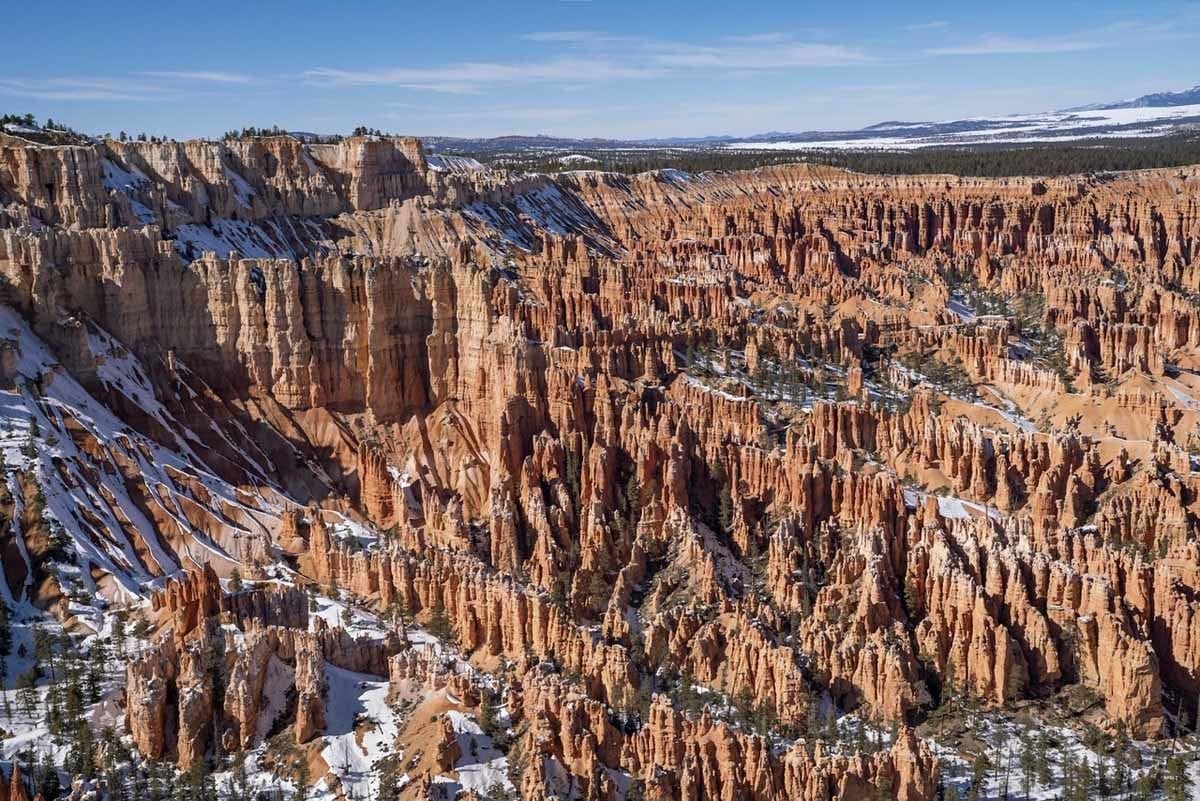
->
[[11, 132, 1200, 795]]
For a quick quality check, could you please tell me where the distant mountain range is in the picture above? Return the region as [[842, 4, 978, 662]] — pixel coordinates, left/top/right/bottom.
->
[[424, 85, 1200, 154], [1066, 84, 1200, 111]]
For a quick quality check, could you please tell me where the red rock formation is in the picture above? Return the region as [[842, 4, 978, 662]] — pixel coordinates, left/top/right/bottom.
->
[[14, 132, 1200, 796], [7, 765, 29, 801], [127, 569, 401, 766], [515, 673, 937, 801]]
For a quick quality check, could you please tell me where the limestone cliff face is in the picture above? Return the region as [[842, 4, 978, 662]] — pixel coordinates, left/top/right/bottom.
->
[[14, 132, 1200, 795], [0, 134, 111, 227], [307, 136, 430, 210], [1, 134, 436, 231]]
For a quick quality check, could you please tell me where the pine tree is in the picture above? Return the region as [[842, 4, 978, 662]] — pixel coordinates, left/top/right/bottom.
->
[[1113, 757, 1132, 800], [204, 636, 228, 766], [33, 748, 62, 800], [1131, 769, 1155, 801], [1034, 730, 1050, 785], [1062, 751, 1098, 801], [875, 771, 894, 801], [1163, 754, 1191, 801], [0, 600, 11, 678], [17, 672, 37, 717], [1018, 728, 1036, 800], [227, 751, 252, 801], [623, 469, 643, 530], [32, 624, 53, 679], [67, 719, 97, 779], [966, 751, 991, 801], [386, 593, 410, 626], [44, 679, 63, 737], [294, 753, 311, 801], [1060, 748, 1077, 801], [478, 692, 499, 738], [64, 649, 85, 723], [940, 657, 958, 721], [375, 753, 407, 800], [0, 602, 10, 721], [714, 465, 734, 536], [564, 443, 582, 512], [823, 708, 838, 742], [178, 758, 217, 801], [87, 637, 109, 702], [427, 598, 452, 640], [847, 715, 864, 752], [998, 732, 1014, 800], [112, 611, 127, 657], [147, 759, 171, 801], [1095, 753, 1109, 797]]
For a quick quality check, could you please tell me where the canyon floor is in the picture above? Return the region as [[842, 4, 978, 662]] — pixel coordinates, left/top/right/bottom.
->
[[0, 129, 1198, 799]]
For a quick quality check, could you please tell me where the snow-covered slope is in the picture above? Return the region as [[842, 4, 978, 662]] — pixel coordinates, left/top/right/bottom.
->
[[0, 304, 290, 609], [725, 103, 1200, 151]]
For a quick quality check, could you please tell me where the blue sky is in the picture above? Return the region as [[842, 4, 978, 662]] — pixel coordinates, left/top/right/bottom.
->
[[4, 0, 1197, 139]]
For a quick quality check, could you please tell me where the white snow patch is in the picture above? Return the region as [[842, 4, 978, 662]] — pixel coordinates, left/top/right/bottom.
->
[[426, 154, 484, 173], [724, 103, 1200, 150], [446, 711, 516, 795], [319, 664, 398, 799], [255, 655, 295, 742]]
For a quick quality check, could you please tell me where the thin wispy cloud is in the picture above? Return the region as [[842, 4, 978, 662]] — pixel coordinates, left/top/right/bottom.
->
[[672, 101, 794, 116], [304, 59, 664, 94], [519, 30, 649, 46], [525, 29, 874, 67], [521, 30, 610, 43], [410, 105, 626, 122], [650, 39, 873, 68], [1097, 18, 1198, 43], [307, 19, 1188, 101], [927, 33, 1102, 55], [721, 32, 797, 44], [905, 20, 949, 31], [0, 71, 262, 102], [0, 68, 264, 104], [0, 77, 168, 101], [926, 18, 1194, 56], [916, 15, 1200, 58], [337, 30, 875, 95], [139, 70, 253, 84]]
